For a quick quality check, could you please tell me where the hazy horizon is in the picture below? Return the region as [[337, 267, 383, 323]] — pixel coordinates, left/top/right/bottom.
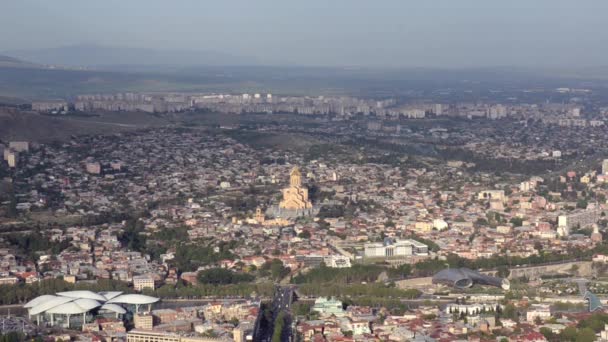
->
[[3, 0, 608, 69]]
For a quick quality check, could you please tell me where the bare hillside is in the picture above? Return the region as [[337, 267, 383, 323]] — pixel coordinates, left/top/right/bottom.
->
[[0, 109, 167, 142]]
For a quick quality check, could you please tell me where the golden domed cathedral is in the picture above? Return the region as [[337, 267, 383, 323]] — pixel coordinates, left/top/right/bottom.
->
[[279, 167, 313, 210]]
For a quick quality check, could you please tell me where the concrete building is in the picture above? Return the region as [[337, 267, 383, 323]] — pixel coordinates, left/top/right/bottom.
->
[[434, 104, 443, 115], [134, 313, 154, 330], [133, 275, 155, 292], [364, 238, 428, 258], [603, 159, 608, 175], [558, 209, 600, 236], [478, 190, 507, 203], [312, 297, 344, 316], [4, 150, 18, 168], [9, 141, 29, 152], [86, 162, 102, 175], [127, 330, 221, 342], [233, 322, 253, 342], [526, 304, 552, 322], [414, 221, 433, 232], [32, 100, 68, 113], [323, 255, 352, 268]]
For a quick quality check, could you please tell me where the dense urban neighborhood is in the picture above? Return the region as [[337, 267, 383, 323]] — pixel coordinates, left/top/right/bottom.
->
[[4, 88, 608, 341], [2, 2, 608, 339]]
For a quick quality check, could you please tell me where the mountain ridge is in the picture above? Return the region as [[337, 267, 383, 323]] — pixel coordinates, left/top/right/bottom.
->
[[5, 44, 258, 69]]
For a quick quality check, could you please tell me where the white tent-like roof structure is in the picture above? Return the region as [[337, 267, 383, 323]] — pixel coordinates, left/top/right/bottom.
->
[[23, 295, 59, 309], [45, 299, 101, 315], [28, 296, 75, 315], [100, 303, 127, 314], [99, 291, 123, 301], [107, 294, 159, 305], [24, 291, 159, 317], [56, 291, 107, 302]]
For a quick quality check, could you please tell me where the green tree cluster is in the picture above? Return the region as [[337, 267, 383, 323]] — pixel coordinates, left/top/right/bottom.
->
[[197, 268, 254, 285], [0, 278, 131, 305], [6, 232, 72, 261], [292, 264, 384, 285]]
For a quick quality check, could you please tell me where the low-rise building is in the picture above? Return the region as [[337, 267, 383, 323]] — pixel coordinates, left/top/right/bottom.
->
[[134, 313, 154, 330], [364, 238, 428, 258], [133, 275, 155, 291]]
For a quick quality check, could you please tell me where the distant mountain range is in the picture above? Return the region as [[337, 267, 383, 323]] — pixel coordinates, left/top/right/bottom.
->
[[0, 54, 40, 69], [5, 44, 257, 69]]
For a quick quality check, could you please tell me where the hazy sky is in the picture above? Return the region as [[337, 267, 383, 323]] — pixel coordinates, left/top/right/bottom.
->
[[3, 0, 608, 68]]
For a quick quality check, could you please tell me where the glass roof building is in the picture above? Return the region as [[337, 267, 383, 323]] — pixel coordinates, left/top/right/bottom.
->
[[432, 268, 510, 290]]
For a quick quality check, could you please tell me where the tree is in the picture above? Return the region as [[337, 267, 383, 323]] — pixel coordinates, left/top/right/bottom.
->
[[298, 230, 311, 239], [577, 199, 589, 209], [539, 327, 555, 340], [509, 217, 523, 227], [501, 304, 517, 321], [575, 328, 596, 342], [496, 266, 510, 278], [560, 326, 578, 342], [272, 311, 286, 342], [267, 259, 290, 281], [6, 192, 17, 218], [197, 268, 254, 285]]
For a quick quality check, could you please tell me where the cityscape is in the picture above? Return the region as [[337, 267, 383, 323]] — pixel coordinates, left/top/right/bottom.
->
[[3, 1, 608, 342]]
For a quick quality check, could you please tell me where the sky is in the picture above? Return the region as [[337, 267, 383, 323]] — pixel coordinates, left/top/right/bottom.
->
[[3, 0, 608, 68]]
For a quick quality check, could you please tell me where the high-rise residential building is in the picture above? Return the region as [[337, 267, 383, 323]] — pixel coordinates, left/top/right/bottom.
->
[[434, 103, 443, 115], [602, 159, 608, 175], [5, 150, 18, 168]]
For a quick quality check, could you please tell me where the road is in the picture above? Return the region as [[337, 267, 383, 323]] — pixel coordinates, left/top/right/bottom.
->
[[254, 285, 296, 342]]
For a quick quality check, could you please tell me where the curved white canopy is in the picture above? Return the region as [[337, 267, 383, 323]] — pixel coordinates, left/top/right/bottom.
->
[[100, 303, 127, 314], [25, 291, 159, 316], [46, 299, 101, 315], [29, 296, 75, 316], [24, 295, 58, 309], [99, 291, 123, 301], [56, 291, 107, 302], [107, 294, 159, 305]]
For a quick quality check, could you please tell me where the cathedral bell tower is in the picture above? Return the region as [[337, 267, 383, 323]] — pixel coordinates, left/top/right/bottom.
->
[[290, 167, 302, 187]]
